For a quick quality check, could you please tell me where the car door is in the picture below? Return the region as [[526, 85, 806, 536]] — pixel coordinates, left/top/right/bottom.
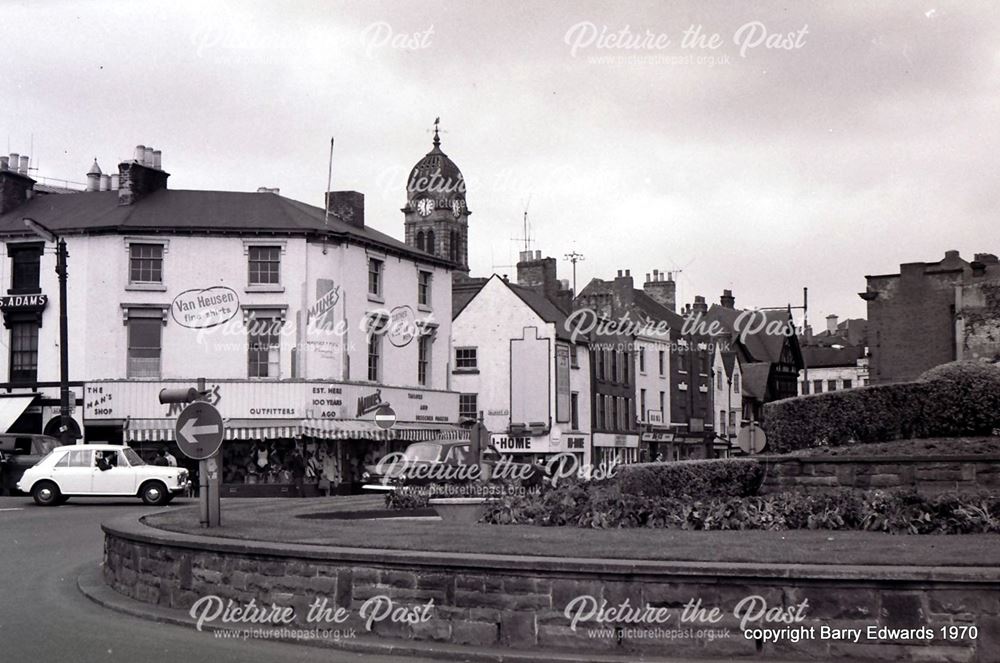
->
[[90, 450, 137, 495], [51, 448, 94, 493]]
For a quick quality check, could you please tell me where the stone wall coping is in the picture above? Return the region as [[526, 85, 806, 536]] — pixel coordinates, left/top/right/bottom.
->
[[104, 514, 1000, 586], [758, 453, 1000, 465]]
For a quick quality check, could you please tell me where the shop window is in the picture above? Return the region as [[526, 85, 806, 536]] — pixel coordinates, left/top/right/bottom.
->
[[9, 321, 38, 383]]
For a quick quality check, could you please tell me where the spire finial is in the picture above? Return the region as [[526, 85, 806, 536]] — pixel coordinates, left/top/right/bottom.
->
[[433, 116, 441, 148]]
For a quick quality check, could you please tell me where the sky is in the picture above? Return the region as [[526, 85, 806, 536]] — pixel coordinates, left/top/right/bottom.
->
[[3, 0, 998, 324]]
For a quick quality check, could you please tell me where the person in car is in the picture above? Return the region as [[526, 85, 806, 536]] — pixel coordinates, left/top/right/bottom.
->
[[96, 451, 112, 471]]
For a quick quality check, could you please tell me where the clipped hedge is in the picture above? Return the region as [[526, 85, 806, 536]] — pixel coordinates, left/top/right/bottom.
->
[[762, 360, 1000, 453], [481, 484, 1000, 534], [615, 458, 763, 499]]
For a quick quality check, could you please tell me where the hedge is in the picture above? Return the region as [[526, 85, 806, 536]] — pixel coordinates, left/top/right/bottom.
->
[[481, 484, 1000, 534], [614, 458, 763, 499], [762, 360, 1000, 453]]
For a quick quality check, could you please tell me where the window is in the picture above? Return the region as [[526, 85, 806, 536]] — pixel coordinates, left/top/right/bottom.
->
[[595, 350, 604, 380], [129, 243, 163, 284], [640, 389, 646, 420], [418, 271, 432, 307], [843, 379, 853, 389], [622, 352, 630, 385], [733, 373, 740, 393], [368, 257, 383, 297], [729, 411, 736, 429], [455, 347, 477, 370], [55, 449, 92, 468], [827, 380, 837, 392], [449, 230, 460, 263], [248, 314, 281, 378], [416, 231, 426, 253], [425, 230, 436, 256], [720, 410, 727, 435], [658, 350, 665, 376], [659, 391, 665, 418], [571, 392, 579, 430], [127, 318, 162, 378], [595, 394, 604, 429], [611, 351, 618, 383], [9, 322, 38, 383], [366, 318, 386, 382], [610, 397, 618, 431], [9, 243, 42, 292], [248, 246, 281, 285], [813, 379, 823, 394], [638, 347, 646, 373], [717, 372, 723, 390], [459, 393, 477, 421], [417, 334, 432, 386], [570, 345, 579, 368], [801, 380, 810, 395]]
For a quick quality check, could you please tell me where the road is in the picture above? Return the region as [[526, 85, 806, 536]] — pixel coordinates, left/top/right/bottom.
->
[[0, 496, 437, 663]]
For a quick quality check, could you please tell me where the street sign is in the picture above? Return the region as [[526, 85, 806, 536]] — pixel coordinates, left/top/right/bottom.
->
[[175, 401, 224, 460], [374, 404, 396, 430], [737, 422, 767, 454]]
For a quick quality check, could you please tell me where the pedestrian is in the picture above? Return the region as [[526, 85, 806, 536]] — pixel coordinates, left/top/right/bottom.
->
[[164, 448, 178, 467], [288, 448, 306, 497], [153, 448, 169, 467]]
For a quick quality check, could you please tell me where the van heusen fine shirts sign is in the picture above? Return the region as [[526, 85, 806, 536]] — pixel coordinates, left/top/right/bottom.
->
[[83, 380, 458, 424]]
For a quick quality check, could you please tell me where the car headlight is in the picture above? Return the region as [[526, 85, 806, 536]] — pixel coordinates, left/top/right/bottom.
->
[[362, 471, 371, 481]]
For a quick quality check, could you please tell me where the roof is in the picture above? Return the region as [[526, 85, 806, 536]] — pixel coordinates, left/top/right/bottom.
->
[[802, 344, 865, 368], [451, 277, 488, 318], [507, 282, 581, 343], [705, 304, 799, 365], [721, 350, 738, 376], [740, 362, 771, 400], [0, 188, 453, 268], [632, 290, 685, 329], [406, 134, 466, 206]]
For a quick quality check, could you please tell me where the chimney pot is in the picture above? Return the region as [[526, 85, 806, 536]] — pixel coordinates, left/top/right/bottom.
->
[[143, 147, 154, 167], [645, 273, 650, 282], [0, 156, 7, 171], [617, 269, 623, 278], [653, 269, 659, 279], [134, 145, 145, 163], [18, 156, 29, 174], [99, 174, 111, 191], [153, 150, 162, 170], [9, 154, 19, 172], [110, 174, 120, 190]]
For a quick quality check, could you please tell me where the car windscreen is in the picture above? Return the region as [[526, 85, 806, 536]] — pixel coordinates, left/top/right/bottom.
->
[[122, 448, 146, 466], [31, 438, 62, 456], [402, 443, 442, 462]]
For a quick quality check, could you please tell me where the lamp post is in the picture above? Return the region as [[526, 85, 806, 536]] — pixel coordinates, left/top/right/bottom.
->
[[23, 218, 74, 446]]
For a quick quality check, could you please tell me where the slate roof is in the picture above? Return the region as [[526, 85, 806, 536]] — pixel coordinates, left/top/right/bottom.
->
[[801, 344, 865, 368], [704, 304, 799, 365], [0, 188, 452, 268], [454, 275, 586, 344], [740, 362, 771, 400]]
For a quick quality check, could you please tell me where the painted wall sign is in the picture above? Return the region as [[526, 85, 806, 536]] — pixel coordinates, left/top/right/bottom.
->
[[555, 344, 571, 423], [387, 305, 417, 347], [171, 287, 239, 329]]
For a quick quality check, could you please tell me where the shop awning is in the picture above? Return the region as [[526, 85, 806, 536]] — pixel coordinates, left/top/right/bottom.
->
[[124, 418, 175, 442], [0, 395, 37, 433], [302, 419, 392, 441], [393, 423, 468, 441], [223, 419, 303, 441]]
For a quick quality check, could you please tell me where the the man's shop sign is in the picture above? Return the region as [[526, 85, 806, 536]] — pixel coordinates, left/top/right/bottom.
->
[[171, 287, 239, 329]]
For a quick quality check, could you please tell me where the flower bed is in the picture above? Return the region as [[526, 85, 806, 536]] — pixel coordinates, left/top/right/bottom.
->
[[481, 482, 1000, 534]]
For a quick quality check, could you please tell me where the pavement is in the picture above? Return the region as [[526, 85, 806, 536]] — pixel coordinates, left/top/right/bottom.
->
[[0, 495, 440, 663]]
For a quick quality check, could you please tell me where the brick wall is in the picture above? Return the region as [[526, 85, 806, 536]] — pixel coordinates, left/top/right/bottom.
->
[[103, 516, 999, 661], [759, 455, 1000, 493]]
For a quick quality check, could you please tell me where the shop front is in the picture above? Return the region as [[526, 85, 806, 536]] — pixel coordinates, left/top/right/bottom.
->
[[592, 432, 640, 467], [83, 380, 463, 496]]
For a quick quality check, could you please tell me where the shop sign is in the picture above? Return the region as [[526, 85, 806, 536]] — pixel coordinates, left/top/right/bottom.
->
[[565, 435, 586, 451], [593, 432, 639, 448], [171, 287, 239, 329], [641, 431, 674, 442], [0, 293, 47, 310], [490, 433, 554, 454]]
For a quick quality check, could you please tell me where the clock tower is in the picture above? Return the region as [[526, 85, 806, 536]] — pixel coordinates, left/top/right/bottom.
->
[[403, 123, 470, 278]]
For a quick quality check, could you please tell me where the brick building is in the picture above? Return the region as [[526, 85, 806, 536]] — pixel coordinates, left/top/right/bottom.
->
[[861, 250, 1000, 384]]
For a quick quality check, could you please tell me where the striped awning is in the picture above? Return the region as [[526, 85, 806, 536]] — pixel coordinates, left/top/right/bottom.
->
[[124, 418, 469, 443]]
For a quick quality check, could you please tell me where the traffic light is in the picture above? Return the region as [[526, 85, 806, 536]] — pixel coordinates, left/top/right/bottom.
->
[[158, 387, 209, 404]]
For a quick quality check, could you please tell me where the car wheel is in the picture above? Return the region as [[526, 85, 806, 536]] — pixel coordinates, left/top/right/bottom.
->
[[32, 481, 61, 507], [139, 481, 169, 506]]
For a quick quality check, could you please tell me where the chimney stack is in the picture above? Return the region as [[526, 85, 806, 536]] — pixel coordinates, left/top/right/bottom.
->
[[826, 314, 839, 335], [720, 289, 735, 309], [692, 295, 708, 315], [86, 159, 102, 192], [643, 268, 676, 312], [118, 144, 169, 205], [0, 156, 8, 171], [0, 157, 36, 214], [516, 250, 560, 303], [325, 191, 365, 228]]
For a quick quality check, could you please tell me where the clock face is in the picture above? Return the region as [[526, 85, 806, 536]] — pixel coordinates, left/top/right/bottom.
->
[[416, 198, 435, 217], [452, 199, 465, 218]]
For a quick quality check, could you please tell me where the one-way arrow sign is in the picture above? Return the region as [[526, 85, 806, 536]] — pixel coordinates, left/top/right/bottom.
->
[[175, 402, 225, 460]]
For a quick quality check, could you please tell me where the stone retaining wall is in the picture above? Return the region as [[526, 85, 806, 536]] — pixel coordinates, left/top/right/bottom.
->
[[759, 455, 1000, 494], [102, 516, 999, 661]]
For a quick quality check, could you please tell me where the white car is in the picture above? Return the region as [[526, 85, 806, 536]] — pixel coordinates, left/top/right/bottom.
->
[[17, 444, 190, 506]]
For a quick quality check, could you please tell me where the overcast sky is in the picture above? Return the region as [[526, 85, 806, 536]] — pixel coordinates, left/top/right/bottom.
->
[[3, 1, 998, 323]]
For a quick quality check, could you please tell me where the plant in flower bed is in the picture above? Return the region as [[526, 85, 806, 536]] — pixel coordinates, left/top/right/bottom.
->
[[616, 458, 763, 498], [763, 360, 1000, 453], [480, 481, 1000, 534]]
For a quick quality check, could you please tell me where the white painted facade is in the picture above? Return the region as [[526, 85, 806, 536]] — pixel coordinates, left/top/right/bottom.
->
[[712, 347, 742, 447], [450, 276, 592, 465]]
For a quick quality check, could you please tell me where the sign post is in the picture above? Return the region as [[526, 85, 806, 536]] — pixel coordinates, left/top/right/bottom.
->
[[160, 380, 225, 527]]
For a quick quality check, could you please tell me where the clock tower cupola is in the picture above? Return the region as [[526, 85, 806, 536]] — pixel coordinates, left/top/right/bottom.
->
[[403, 120, 470, 277]]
